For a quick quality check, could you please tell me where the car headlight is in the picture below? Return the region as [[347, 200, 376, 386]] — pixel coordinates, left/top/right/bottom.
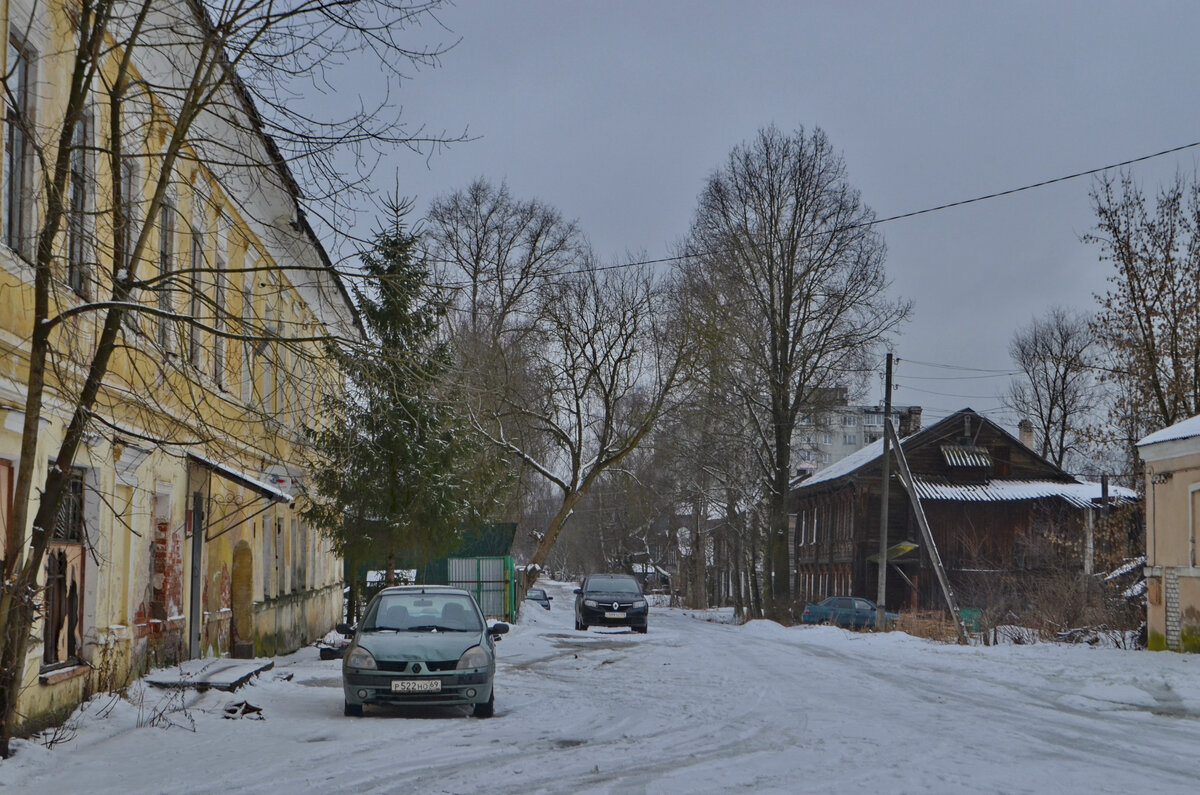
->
[[457, 645, 490, 670], [345, 646, 377, 670], [583, 599, 598, 608], [633, 599, 647, 609]]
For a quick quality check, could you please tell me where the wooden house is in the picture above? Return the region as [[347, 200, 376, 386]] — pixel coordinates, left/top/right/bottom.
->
[[789, 409, 1136, 612]]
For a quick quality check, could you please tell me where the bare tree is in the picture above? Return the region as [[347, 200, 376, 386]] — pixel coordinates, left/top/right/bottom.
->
[[425, 178, 587, 342], [1004, 307, 1097, 469], [0, 0, 457, 755], [1086, 172, 1200, 436], [471, 262, 690, 587], [423, 178, 588, 526], [682, 125, 909, 618], [425, 182, 692, 587]]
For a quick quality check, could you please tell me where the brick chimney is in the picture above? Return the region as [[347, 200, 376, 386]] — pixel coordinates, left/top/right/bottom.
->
[[898, 407, 922, 437], [1018, 418, 1034, 449]]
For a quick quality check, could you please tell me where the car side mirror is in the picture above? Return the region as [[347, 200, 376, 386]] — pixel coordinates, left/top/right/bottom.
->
[[336, 623, 354, 635], [489, 622, 510, 636], [573, 588, 582, 595], [546, 596, 553, 600]]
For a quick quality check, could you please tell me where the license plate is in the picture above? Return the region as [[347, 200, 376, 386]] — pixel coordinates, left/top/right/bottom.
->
[[391, 679, 441, 693], [604, 611, 626, 619]]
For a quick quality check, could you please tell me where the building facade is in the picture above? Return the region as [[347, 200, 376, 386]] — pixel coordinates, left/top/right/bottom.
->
[[1, 0, 356, 730], [793, 387, 922, 479], [1138, 415, 1200, 652]]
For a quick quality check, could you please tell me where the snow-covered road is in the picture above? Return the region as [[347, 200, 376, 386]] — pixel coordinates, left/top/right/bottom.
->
[[5, 580, 1200, 793]]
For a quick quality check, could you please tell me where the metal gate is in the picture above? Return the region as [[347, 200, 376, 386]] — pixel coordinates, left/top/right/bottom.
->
[[448, 556, 515, 621]]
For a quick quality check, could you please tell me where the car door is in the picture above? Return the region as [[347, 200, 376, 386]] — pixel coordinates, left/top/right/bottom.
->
[[853, 598, 875, 628], [830, 597, 855, 627]]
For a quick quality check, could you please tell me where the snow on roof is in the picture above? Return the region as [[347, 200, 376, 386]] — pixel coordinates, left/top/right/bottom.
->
[[793, 437, 887, 490], [910, 478, 1137, 509], [1137, 414, 1200, 447]]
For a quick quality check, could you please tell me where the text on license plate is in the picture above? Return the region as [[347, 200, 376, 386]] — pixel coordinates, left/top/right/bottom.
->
[[391, 679, 441, 693], [604, 611, 626, 619]]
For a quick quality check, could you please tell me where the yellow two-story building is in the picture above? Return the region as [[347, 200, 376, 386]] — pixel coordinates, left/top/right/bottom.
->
[[1, 0, 357, 731]]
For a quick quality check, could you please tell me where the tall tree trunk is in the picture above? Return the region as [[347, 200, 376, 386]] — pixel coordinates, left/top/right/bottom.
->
[[689, 499, 708, 609], [525, 490, 586, 589]]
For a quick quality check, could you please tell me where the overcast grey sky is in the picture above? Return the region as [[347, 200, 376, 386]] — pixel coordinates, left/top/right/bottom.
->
[[366, 1, 1200, 427]]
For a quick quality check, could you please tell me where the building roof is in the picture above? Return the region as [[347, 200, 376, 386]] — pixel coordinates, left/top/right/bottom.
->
[[1137, 414, 1200, 447], [791, 408, 1132, 510], [910, 477, 1137, 509]]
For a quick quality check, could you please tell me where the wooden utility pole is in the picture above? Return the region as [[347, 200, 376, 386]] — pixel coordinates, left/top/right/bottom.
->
[[875, 353, 893, 629], [885, 419, 970, 644]]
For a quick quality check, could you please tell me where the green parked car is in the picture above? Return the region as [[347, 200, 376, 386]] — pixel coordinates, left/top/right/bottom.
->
[[339, 585, 508, 718]]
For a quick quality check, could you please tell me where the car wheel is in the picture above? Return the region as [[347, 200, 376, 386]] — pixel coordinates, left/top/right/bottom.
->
[[575, 618, 587, 631], [344, 700, 363, 717], [473, 691, 495, 719], [635, 625, 648, 634]]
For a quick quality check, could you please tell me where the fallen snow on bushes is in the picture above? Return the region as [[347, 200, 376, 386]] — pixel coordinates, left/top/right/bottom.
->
[[4, 580, 1200, 793]]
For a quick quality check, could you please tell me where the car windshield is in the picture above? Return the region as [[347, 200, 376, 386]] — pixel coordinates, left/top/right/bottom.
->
[[363, 592, 482, 632], [585, 576, 641, 594], [528, 589, 545, 598]]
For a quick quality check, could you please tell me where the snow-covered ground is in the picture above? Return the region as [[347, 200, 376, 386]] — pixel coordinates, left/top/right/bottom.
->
[[5, 580, 1200, 793]]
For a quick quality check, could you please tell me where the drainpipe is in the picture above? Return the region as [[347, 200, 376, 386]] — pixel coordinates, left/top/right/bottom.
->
[[1190, 482, 1200, 569]]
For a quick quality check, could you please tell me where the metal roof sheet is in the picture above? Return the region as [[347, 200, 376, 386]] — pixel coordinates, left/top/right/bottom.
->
[[940, 444, 993, 468], [910, 477, 1137, 509]]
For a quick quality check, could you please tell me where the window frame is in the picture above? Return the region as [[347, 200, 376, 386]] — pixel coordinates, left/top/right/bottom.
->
[[67, 115, 91, 296], [4, 35, 32, 256]]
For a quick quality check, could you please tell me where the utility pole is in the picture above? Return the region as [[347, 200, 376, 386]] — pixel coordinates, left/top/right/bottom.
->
[[875, 352, 892, 629]]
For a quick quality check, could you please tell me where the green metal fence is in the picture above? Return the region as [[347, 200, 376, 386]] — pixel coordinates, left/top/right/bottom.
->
[[445, 556, 516, 622]]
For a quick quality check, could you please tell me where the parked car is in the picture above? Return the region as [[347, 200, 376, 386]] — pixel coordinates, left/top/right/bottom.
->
[[525, 586, 552, 610], [574, 574, 649, 633], [339, 585, 509, 718], [800, 596, 898, 630]]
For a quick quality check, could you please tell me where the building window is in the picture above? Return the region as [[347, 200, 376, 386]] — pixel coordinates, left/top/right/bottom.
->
[[157, 201, 174, 349], [843, 434, 857, 446], [212, 214, 228, 387], [54, 467, 86, 542], [841, 414, 857, 426], [67, 118, 90, 296], [189, 229, 203, 365], [4, 37, 31, 254], [45, 467, 86, 668]]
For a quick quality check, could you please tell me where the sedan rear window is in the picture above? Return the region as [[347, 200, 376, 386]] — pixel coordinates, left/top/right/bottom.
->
[[364, 593, 482, 632]]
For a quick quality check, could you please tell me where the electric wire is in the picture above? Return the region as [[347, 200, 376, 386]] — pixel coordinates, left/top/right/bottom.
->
[[434, 138, 1200, 286]]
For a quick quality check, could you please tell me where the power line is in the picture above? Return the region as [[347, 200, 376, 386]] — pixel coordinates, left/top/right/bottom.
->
[[433, 137, 1200, 285], [900, 358, 1017, 373]]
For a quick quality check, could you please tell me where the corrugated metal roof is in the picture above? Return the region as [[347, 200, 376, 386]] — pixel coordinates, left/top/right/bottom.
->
[[940, 444, 992, 468], [910, 477, 1138, 509]]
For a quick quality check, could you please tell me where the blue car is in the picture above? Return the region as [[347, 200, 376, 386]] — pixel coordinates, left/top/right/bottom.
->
[[800, 596, 898, 629]]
